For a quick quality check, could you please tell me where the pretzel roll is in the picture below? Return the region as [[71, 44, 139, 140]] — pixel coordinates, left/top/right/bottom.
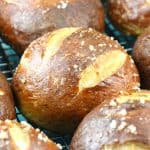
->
[[133, 27, 150, 89], [0, 120, 61, 150], [71, 90, 150, 150], [108, 0, 150, 35], [0, 0, 104, 54], [0, 72, 15, 120], [12, 28, 140, 134]]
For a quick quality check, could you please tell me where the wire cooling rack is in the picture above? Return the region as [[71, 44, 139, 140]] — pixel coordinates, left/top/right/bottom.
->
[[0, 1, 136, 150]]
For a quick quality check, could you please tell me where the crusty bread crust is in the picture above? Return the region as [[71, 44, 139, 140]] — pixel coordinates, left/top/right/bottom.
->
[[133, 27, 150, 89], [71, 90, 150, 150], [0, 72, 16, 120], [109, 0, 150, 35], [12, 28, 140, 134], [0, 120, 60, 150], [0, 0, 104, 54]]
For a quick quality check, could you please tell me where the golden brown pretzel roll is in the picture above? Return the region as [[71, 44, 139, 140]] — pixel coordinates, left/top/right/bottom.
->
[[0, 0, 104, 54], [0, 120, 61, 150], [12, 27, 140, 134], [71, 90, 150, 150], [108, 0, 150, 35], [0, 72, 15, 120], [133, 27, 150, 89]]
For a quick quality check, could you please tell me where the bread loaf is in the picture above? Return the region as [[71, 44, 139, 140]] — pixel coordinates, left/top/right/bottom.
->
[[109, 0, 150, 35], [0, 120, 61, 150], [12, 27, 140, 134], [0, 72, 15, 120], [133, 27, 150, 89], [0, 0, 104, 54], [71, 90, 150, 150]]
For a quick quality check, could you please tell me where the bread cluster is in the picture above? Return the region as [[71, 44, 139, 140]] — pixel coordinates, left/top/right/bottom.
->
[[0, 0, 149, 149]]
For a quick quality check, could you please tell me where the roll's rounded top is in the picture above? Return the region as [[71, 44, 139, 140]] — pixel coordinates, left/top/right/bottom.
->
[[0, 120, 61, 150], [17, 27, 135, 93], [71, 90, 150, 150], [12, 27, 139, 134]]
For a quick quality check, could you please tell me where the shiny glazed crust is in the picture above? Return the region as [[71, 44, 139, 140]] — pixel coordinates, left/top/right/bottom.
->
[[0, 72, 16, 120], [12, 28, 140, 134], [109, 0, 150, 35], [0, 0, 104, 54], [0, 120, 61, 150], [71, 90, 150, 150], [133, 27, 150, 89]]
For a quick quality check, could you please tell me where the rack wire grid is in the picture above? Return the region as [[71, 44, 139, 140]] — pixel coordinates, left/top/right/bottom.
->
[[0, 1, 136, 150]]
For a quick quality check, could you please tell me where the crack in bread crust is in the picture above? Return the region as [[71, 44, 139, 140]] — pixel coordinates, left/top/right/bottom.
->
[[103, 142, 150, 150], [79, 50, 127, 93], [116, 90, 150, 104], [44, 28, 80, 60]]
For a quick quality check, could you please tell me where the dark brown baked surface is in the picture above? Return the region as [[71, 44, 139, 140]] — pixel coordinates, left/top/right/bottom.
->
[[0, 120, 61, 150], [133, 26, 150, 89], [71, 90, 150, 150], [0, 0, 104, 54], [109, 0, 150, 35], [12, 27, 139, 134], [0, 72, 16, 120]]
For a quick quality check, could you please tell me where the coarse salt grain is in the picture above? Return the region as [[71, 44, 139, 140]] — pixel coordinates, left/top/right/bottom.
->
[[88, 28, 93, 32], [57, 0, 69, 9], [119, 90, 124, 94], [133, 73, 139, 77], [60, 78, 66, 85], [89, 45, 96, 51], [121, 117, 126, 121], [109, 100, 117, 106], [113, 139, 118, 142], [110, 120, 117, 129], [57, 143, 63, 149], [81, 41, 85, 46], [73, 64, 78, 69], [127, 124, 137, 134], [38, 133, 43, 140], [118, 109, 127, 116], [140, 98, 145, 104], [0, 90, 4, 96], [130, 58, 135, 64], [90, 57, 96, 61], [36, 128, 40, 133], [5, 120, 11, 124], [0, 131, 8, 139], [139, 117, 143, 121], [117, 121, 127, 131], [2, 126, 7, 130], [21, 121, 31, 127], [38, 133, 48, 142], [110, 37, 114, 40]]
